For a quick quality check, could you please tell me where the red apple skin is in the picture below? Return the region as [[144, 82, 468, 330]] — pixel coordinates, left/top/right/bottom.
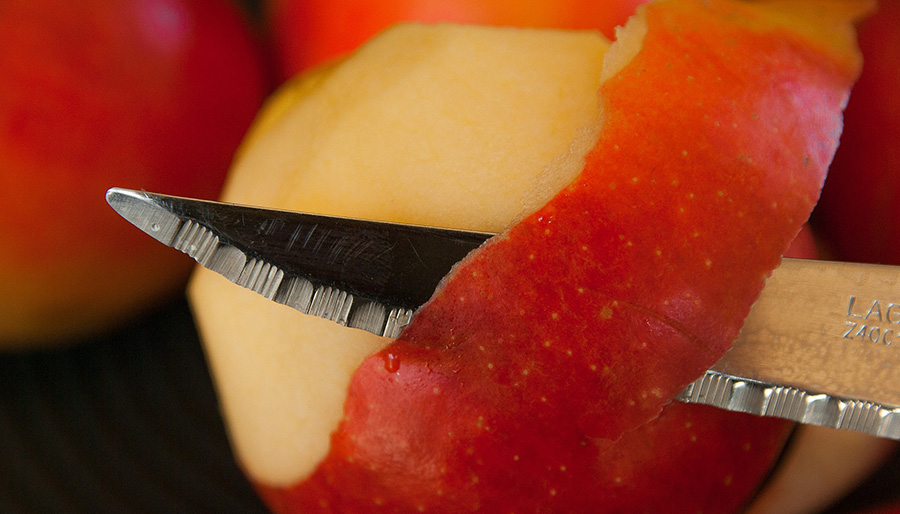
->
[[815, 0, 900, 265], [0, 0, 269, 346], [252, 1, 865, 512], [258, 403, 792, 513], [264, 0, 650, 79]]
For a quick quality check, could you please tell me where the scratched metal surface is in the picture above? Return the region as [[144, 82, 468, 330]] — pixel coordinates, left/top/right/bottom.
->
[[0, 296, 897, 513]]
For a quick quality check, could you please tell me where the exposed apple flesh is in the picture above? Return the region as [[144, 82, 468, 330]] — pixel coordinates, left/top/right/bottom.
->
[[266, 0, 650, 79], [190, 0, 866, 512]]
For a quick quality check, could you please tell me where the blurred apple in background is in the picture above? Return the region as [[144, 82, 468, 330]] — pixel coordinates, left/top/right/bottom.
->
[[263, 0, 650, 79], [0, 0, 270, 348], [815, 0, 900, 266]]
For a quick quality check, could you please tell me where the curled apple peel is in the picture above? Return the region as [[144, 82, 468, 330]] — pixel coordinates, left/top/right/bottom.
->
[[191, 0, 868, 512]]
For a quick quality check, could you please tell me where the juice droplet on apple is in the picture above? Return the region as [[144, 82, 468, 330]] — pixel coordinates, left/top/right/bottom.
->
[[383, 352, 400, 373]]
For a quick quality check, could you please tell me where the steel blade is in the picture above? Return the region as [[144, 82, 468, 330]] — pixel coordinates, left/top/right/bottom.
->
[[106, 187, 490, 337]]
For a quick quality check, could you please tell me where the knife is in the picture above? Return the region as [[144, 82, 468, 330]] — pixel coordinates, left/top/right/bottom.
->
[[106, 187, 900, 440]]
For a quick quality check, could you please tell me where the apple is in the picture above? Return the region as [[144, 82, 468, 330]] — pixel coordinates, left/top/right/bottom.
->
[[194, 20, 792, 511], [0, 0, 269, 347], [189, 0, 866, 512], [815, 0, 900, 266], [264, 0, 650, 79]]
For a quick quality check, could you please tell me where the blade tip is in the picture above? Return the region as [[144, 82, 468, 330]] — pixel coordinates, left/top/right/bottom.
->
[[105, 187, 142, 207]]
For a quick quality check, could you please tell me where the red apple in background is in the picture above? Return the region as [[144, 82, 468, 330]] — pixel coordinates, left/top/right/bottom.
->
[[815, 0, 900, 265], [0, 0, 270, 347], [263, 0, 650, 79]]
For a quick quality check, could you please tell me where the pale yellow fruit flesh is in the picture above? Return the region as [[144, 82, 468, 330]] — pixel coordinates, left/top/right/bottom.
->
[[189, 24, 610, 486]]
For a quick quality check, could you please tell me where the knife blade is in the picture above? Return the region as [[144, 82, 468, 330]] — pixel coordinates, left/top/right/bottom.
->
[[107, 187, 900, 439]]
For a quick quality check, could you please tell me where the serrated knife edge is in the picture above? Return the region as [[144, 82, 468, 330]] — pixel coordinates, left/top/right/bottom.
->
[[106, 188, 414, 337], [678, 371, 900, 439]]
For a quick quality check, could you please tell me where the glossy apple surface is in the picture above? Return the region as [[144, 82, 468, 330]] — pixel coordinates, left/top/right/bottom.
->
[[0, 0, 269, 346], [264, 0, 649, 79], [190, 0, 866, 512]]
